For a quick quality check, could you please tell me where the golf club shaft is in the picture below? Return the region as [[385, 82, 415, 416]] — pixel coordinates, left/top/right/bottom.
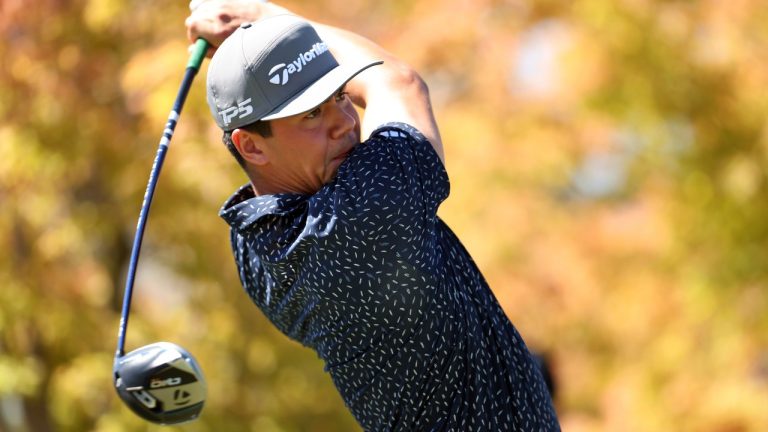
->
[[116, 39, 209, 359]]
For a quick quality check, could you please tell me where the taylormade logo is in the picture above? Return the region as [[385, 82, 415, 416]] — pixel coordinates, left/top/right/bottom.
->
[[268, 42, 329, 86]]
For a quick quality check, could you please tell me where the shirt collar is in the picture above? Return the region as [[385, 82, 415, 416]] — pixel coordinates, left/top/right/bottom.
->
[[219, 184, 307, 232]]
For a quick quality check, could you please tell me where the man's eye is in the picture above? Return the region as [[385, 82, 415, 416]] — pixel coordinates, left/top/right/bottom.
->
[[305, 107, 321, 119], [335, 91, 348, 102]]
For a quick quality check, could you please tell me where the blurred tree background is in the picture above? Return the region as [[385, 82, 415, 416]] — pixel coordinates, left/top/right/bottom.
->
[[1, 0, 767, 430]]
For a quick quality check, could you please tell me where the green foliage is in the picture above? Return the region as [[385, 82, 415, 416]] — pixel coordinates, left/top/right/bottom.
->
[[1, 0, 767, 431]]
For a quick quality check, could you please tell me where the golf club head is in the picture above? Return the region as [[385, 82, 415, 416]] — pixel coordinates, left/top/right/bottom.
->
[[114, 342, 206, 425]]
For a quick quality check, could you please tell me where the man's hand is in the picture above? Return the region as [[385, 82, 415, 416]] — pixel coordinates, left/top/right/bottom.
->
[[185, 0, 289, 56]]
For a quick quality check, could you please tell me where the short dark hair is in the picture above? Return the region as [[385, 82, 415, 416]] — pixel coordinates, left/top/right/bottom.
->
[[222, 120, 273, 168]]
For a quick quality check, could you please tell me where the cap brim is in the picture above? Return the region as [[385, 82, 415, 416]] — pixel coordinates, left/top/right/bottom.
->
[[260, 59, 383, 121]]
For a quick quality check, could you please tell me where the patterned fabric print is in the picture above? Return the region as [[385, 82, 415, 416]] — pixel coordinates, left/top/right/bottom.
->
[[220, 123, 560, 431]]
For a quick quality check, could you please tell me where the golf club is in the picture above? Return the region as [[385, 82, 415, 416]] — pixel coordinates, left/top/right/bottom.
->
[[113, 37, 209, 425]]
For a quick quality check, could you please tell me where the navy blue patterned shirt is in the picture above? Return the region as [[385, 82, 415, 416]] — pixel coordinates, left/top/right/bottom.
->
[[220, 123, 560, 431]]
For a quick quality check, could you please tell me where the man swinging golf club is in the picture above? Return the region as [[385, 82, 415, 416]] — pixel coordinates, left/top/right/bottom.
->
[[187, 1, 560, 430]]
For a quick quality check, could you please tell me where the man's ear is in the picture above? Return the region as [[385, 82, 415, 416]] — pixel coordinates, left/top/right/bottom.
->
[[232, 128, 269, 166]]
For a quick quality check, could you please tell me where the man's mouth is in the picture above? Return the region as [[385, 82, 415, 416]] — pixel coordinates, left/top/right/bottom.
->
[[332, 145, 355, 162], [333, 150, 350, 161], [331, 135, 359, 164]]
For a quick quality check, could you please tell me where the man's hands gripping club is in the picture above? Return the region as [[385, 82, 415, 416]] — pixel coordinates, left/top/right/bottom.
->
[[187, 0, 287, 56]]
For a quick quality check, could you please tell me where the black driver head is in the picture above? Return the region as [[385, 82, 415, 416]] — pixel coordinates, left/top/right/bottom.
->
[[114, 342, 206, 424]]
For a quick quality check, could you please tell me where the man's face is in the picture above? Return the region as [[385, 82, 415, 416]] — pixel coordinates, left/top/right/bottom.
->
[[254, 88, 361, 195]]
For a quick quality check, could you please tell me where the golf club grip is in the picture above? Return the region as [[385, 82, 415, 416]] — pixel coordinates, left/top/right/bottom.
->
[[116, 39, 209, 359], [188, 38, 209, 70]]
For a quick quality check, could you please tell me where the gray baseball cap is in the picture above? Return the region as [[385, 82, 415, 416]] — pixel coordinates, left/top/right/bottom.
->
[[206, 15, 382, 131]]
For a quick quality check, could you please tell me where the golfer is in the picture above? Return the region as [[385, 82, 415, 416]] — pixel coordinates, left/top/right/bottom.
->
[[187, 1, 560, 430]]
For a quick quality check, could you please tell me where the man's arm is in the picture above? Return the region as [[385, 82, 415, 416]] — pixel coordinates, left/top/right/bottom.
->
[[314, 25, 444, 163], [186, 1, 444, 163]]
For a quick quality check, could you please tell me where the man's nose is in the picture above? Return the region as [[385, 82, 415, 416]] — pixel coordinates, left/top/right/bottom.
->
[[329, 103, 355, 139]]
